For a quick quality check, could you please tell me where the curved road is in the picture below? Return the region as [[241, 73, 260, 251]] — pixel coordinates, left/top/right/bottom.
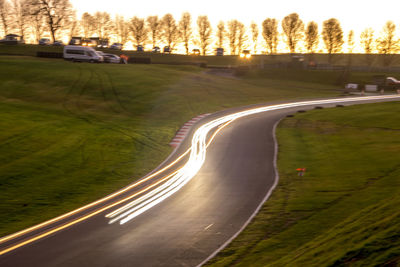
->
[[0, 96, 399, 266]]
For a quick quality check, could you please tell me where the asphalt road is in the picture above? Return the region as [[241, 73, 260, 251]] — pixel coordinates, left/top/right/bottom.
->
[[0, 96, 399, 267]]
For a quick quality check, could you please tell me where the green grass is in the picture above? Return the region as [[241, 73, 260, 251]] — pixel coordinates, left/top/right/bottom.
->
[[206, 101, 400, 266], [0, 56, 342, 237], [2, 44, 400, 67]]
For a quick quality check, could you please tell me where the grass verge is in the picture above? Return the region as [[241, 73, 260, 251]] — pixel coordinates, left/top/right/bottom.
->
[[0, 56, 340, 237], [206, 101, 400, 266]]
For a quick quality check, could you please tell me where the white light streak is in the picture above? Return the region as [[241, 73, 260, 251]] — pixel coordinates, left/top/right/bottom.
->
[[107, 95, 400, 225]]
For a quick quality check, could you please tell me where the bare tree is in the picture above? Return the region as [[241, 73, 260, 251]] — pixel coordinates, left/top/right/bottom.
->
[[179, 12, 191, 55], [161, 13, 179, 49], [376, 21, 399, 66], [237, 21, 246, 53], [322, 18, 343, 63], [227, 20, 238, 54], [360, 27, 374, 53], [129, 16, 148, 47], [26, 0, 45, 42], [93, 11, 112, 39], [282, 13, 304, 53], [114, 15, 129, 44], [216, 21, 225, 49], [81, 12, 94, 38], [67, 11, 78, 40], [197, 15, 211, 56], [347, 30, 354, 53], [0, 0, 12, 35], [360, 27, 375, 66], [11, 0, 30, 39], [250, 22, 258, 53], [36, 0, 73, 42], [147, 15, 161, 48], [262, 18, 278, 54], [305, 21, 318, 53]]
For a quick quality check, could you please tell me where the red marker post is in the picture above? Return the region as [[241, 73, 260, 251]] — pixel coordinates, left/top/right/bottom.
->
[[296, 168, 306, 177]]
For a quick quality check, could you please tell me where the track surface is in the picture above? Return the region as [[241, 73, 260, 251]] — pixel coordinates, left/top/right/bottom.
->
[[0, 97, 399, 267]]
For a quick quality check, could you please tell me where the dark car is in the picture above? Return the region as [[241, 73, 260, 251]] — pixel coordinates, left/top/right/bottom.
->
[[163, 46, 171, 53], [216, 48, 224, 56], [39, 38, 51, 45], [192, 49, 200, 55], [52, 40, 63, 46], [152, 46, 160, 53], [137, 45, 144, 52], [110, 43, 123, 50]]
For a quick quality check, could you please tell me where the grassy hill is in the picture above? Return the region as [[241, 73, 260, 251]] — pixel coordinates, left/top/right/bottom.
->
[[0, 56, 340, 237], [207, 101, 400, 266]]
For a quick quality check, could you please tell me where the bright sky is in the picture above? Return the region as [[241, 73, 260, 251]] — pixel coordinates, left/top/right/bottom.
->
[[70, 0, 400, 53]]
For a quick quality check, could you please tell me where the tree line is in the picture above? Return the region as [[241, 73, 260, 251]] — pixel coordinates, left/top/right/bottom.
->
[[0, 0, 399, 59]]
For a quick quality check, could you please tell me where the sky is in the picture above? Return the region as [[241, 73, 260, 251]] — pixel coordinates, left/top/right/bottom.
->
[[69, 0, 400, 52]]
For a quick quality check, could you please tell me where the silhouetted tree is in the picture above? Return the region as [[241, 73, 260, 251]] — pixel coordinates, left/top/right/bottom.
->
[[322, 18, 343, 63], [262, 18, 278, 54], [305, 21, 318, 53], [81, 12, 94, 38], [93, 11, 112, 39], [114, 15, 129, 44], [35, 0, 74, 42], [250, 22, 258, 53], [347, 30, 354, 53], [161, 13, 179, 49], [282, 13, 304, 53], [129, 16, 148, 46], [237, 21, 246, 53], [228, 20, 238, 54], [376, 21, 399, 66], [360, 27, 375, 66], [0, 0, 12, 35], [179, 12, 192, 55], [11, 0, 30, 39], [147, 15, 161, 48], [26, 0, 45, 42], [67, 12, 79, 40], [197, 15, 211, 55], [216, 21, 225, 49]]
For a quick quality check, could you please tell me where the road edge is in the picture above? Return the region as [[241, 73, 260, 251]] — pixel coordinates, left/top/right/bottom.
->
[[196, 116, 283, 267]]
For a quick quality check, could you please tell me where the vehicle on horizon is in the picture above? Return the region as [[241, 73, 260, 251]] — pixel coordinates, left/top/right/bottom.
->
[[152, 46, 160, 53], [163, 46, 171, 53], [81, 39, 96, 47], [102, 53, 121, 64], [240, 50, 251, 59], [63, 45, 103, 63], [216, 48, 224, 56], [52, 40, 63, 46], [110, 43, 123, 50], [137, 45, 144, 52], [39, 38, 51, 45], [192, 49, 200, 55], [0, 34, 24, 45], [69, 37, 82, 45]]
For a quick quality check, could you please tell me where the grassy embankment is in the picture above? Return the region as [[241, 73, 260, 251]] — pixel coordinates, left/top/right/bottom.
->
[[1, 44, 400, 67], [207, 101, 400, 266], [0, 55, 344, 237]]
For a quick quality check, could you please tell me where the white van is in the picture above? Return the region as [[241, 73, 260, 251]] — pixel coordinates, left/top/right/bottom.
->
[[63, 45, 103, 63]]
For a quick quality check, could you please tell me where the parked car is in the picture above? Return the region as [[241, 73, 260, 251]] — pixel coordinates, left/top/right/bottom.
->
[[81, 39, 96, 47], [137, 45, 144, 52], [0, 34, 24, 45], [152, 46, 160, 53], [39, 38, 51, 45], [63, 45, 103, 63], [102, 54, 121, 64], [110, 43, 123, 50], [216, 48, 224, 56], [192, 49, 200, 55], [52, 40, 63, 46], [69, 37, 82, 45], [163, 46, 171, 53], [239, 50, 251, 59]]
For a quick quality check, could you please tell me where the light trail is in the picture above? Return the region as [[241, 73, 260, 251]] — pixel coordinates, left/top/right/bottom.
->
[[0, 95, 399, 256], [106, 95, 400, 225]]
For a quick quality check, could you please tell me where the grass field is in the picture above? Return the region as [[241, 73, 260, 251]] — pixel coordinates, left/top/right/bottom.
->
[[206, 101, 400, 266], [0, 55, 344, 237]]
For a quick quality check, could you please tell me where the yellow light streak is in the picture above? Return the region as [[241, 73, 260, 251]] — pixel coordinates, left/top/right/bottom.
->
[[1, 95, 399, 255]]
